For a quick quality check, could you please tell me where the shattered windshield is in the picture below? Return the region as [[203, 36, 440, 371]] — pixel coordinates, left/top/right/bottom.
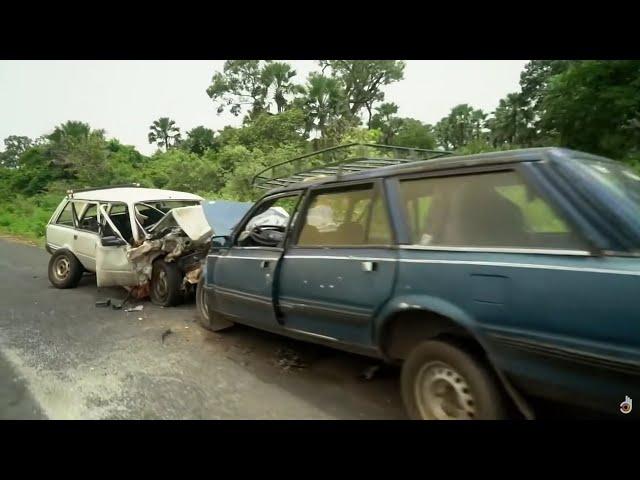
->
[[134, 200, 201, 231]]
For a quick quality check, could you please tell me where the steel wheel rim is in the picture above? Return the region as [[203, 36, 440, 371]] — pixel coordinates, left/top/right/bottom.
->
[[414, 361, 476, 420], [154, 269, 168, 299], [54, 257, 70, 280]]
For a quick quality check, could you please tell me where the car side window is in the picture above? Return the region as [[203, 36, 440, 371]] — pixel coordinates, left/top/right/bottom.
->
[[55, 201, 76, 227], [235, 194, 300, 248], [296, 184, 392, 246], [78, 203, 99, 233], [399, 170, 589, 250]]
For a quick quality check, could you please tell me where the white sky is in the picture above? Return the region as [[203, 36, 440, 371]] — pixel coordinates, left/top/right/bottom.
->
[[0, 60, 528, 155]]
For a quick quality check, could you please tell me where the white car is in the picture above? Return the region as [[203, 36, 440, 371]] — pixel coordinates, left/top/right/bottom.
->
[[45, 184, 206, 305]]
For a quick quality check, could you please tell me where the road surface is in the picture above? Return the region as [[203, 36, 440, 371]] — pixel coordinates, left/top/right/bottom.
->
[[0, 238, 406, 419]]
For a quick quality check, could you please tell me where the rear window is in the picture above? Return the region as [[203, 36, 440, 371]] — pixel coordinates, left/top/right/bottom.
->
[[55, 202, 75, 227]]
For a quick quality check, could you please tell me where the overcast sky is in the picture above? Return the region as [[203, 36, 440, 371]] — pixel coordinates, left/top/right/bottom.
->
[[0, 60, 528, 155]]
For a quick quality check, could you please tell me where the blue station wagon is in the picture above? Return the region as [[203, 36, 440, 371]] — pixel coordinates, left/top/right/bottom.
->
[[196, 144, 640, 420]]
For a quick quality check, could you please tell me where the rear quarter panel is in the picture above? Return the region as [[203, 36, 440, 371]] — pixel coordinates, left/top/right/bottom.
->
[[380, 249, 640, 412]]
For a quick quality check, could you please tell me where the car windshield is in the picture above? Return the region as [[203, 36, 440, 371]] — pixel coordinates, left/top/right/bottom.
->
[[574, 159, 640, 214], [134, 200, 201, 231]]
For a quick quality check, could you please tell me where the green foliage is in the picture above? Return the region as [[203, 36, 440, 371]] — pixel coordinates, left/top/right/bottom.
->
[[319, 60, 406, 125], [181, 126, 216, 155], [541, 60, 640, 159], [434, 104, 487, 150], [1, 135, 32, 168]]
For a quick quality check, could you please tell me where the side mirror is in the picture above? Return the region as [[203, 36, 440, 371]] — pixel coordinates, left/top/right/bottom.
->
[[210, 235, 231, 249], [101, 235, 126, 247]]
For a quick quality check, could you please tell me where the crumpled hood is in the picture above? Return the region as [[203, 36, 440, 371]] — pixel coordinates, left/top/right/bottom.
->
[[148, 205, 212, 242]]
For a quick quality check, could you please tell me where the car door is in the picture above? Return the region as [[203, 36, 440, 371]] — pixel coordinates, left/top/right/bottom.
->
[[206, 191, 302, 329], [73, 201, 100, 271], [277, 180, 397, 348], [95, 202, 138, 287]]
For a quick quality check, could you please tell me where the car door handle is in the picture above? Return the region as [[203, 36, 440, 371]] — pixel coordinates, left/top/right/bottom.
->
[[361, 261, 377, 272], [260, 260, 270, 269]]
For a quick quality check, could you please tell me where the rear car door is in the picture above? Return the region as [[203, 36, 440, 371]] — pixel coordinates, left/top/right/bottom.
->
[[277, 180, 397, 348], [206, 192, 302, 329], [46, 200, 78, 254]]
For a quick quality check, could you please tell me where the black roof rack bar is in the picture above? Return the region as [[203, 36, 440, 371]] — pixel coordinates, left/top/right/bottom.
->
[[252, 143, 453, 189], [67, 183, 142, 195]]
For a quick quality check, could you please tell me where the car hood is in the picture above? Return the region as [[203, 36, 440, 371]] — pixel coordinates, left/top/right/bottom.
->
[[202, 200, 253, 237]]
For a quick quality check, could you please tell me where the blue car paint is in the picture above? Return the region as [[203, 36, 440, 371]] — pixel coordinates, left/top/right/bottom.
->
[[203, 148, 640, 415]]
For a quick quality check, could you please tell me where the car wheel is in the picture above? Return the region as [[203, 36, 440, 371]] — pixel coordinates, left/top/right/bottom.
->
[[401, 340, 508, 420], [48, 249, 84, 289], [150, 259, 182, 307], [196, 276, 234, 332]]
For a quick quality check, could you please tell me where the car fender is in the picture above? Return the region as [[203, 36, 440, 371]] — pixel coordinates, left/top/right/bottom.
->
[[373, 294, 481, 346], [372, 294, 535, 419]]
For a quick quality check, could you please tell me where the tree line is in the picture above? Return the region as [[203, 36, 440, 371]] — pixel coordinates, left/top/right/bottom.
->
[[1, 60, 640, 209]]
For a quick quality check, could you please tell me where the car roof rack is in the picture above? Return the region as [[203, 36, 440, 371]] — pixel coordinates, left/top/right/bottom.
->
[[251, 143, 453, 190], [66, 183, 141, 197]]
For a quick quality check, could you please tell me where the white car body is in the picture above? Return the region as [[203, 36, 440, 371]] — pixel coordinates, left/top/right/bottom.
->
[[45, 186, 203, 288]]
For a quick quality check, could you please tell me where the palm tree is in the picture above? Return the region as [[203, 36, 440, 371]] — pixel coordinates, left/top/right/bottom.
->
[[261, 62, 304, 113], [488, 93, 533, 147], [148, 117, 181, 151], [48, 121, 103, 145], [301, 73, 344, 139]]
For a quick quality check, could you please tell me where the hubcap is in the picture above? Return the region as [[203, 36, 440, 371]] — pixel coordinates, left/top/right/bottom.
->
[[415, 361, 476, 420], [54, 257, 70, 280]]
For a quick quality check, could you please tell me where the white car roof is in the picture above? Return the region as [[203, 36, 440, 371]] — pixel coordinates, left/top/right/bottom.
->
[[68, 187, 203, 204]]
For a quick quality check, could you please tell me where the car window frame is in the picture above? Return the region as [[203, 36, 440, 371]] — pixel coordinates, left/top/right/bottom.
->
[[230, 190, 303, 251], [390, 162, 594, 256], [99, 201, 134, 243], [75, 201, 101, 235], [289, 178, 396, 249], [53, 200, 79, 229]]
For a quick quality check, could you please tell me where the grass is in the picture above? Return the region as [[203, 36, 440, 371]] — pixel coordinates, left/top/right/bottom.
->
[[0, 193, 61, 245]]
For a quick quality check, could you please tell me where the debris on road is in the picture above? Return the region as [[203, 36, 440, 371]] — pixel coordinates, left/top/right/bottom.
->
[[124, 305, 144, 312], [276, 347, 309, 371], [95, 299, 111, 308], [161, 328, 173, 344]]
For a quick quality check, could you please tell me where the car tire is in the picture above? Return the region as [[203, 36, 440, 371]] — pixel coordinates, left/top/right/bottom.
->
[[150, 259, 183, 307], [48, 249, 84, 289], [401, 339, 508, 420], [196, 276, 234, 332]]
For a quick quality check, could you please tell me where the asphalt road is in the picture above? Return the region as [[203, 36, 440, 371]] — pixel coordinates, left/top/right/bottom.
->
[[0, 238, 406, 419]]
